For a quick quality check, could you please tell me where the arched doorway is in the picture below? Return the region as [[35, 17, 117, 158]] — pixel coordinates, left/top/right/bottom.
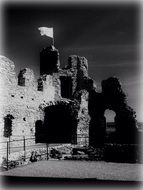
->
[[35, 104, 77, 144]]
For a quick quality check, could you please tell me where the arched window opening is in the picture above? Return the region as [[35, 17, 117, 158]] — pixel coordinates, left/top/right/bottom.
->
[[37, 78, 43, 91], [104, 109, 116, 123], [104, 109, 116, 142], [60, 76, 72, 99], [4, 114, 14, 138], [18, 70, 26, 86]]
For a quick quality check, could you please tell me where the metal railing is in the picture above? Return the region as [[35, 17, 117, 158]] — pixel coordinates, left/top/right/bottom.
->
[[0, 136, 141, 171], [0, 136, 49, 171], [0, 134, 89, 171]]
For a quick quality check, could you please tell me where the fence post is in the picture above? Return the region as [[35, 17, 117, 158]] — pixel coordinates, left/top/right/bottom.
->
[[23, 136, 26, 161], [46, 144, 49, 160], [9, 137, 10, 154], [7, 141, 9, 170]]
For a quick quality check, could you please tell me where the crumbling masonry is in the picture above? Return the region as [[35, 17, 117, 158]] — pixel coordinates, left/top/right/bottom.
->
[[0, 45, 138, 147]]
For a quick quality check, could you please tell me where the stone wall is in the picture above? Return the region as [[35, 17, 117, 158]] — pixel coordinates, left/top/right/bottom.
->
[[0, 53, 90, 147], [77, 90, 90, 146], [0, 56, 57, 142]]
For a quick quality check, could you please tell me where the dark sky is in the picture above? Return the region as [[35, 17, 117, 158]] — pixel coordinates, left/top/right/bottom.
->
[[2, 2, 142, 121]]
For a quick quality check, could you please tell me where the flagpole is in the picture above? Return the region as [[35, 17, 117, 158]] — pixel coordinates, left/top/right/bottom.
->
[[52, 29, 54, 47]]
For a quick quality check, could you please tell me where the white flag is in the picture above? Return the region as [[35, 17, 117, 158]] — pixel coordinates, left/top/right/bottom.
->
[[38, 27, 53, 38]]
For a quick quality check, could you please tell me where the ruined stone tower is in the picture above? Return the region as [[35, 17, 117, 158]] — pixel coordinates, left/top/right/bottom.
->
[[40, 45, 60, 75]]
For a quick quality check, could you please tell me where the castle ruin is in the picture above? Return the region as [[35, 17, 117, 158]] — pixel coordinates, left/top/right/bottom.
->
[[0, 45, 138, 148]]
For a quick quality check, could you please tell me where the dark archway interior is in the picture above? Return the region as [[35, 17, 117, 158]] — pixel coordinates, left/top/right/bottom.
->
[[35, 104, 77, 143]]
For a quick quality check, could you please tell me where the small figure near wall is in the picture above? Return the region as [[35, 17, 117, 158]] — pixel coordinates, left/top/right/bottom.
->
[[30, 151, 37, 163]]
